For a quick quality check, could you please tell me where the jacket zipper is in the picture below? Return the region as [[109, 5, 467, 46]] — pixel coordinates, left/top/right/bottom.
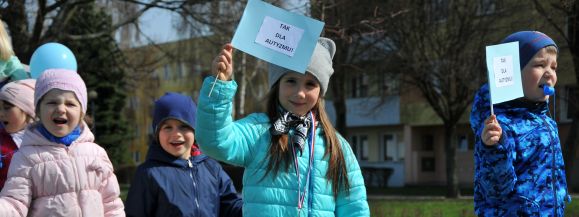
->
[[187, 159, 200, 215]]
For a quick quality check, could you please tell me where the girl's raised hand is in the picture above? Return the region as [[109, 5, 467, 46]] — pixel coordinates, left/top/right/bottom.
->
[[212, 43, 234, 81], [482, 115, 502, 146]]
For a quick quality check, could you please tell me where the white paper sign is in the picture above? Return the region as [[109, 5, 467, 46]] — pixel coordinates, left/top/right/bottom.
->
[[255, 16, 304, 57], [485, 41, 522, 105], [493, 55, 514, 88]]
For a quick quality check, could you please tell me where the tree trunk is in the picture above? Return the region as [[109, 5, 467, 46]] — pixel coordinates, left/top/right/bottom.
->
[[236, 53, 247, 119], [332, 65, 347, 135], [444, 123, 459, 198], [3, 1, 32, 62], [564, 113, 578, 188], [562, 5, 579, 190]]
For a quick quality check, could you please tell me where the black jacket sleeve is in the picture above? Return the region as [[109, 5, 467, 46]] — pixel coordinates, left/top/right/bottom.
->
[[218, 167, 243, 217]]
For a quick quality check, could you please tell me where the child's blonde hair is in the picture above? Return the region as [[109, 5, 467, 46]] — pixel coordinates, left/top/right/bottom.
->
[[544, 45, 558, 55], [0, 19, 14, 61]]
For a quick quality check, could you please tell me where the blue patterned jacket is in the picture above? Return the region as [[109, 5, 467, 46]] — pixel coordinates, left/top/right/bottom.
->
[[470, 84, 570, 217]]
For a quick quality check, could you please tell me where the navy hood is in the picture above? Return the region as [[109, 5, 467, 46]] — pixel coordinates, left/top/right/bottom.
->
[[152, 92, 197, 136], [148, 92, 200, 166]]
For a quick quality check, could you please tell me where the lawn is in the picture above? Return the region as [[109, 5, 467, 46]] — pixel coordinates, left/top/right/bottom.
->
[[120, 184, 129, 201], [369, 199, 579, 217], [120, 184, 579, 216]]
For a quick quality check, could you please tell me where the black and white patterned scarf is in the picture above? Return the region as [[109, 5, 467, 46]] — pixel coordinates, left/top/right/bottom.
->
[[271, 107, 312, 155]]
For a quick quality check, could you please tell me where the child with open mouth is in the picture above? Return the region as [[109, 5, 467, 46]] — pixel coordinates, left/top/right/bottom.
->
[[0, 79, 35, 190], [125, 92, 242, 217], [0, 69, 124, 216]]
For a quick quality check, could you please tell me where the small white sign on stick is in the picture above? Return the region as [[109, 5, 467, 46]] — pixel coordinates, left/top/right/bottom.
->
[[485, 41, 523, 114]]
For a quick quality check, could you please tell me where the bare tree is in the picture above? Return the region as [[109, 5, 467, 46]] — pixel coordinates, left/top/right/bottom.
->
[[0, 0, 164, 63], [310, 0, 390, 135], [381, 0, 505, 198], [532, 0, 579, 190], [169, 0, 271, 118]]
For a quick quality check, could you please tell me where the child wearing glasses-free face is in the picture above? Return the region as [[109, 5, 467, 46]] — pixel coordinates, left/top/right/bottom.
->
[[0, 70, 124, 216], [125, 92, 242, 217], [197, 38, 370, 217], [157, 118, 195, 159], [37, 89, 83, 137], [0, 79, 35, 190]]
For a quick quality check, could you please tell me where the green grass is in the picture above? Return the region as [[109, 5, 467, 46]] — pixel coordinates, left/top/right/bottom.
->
[[370, 199, 475, 217], [370, 199, 579, 217], [120, 184, 129, 201], [366, 186, 473, 196], [120, 184, 579, 216]]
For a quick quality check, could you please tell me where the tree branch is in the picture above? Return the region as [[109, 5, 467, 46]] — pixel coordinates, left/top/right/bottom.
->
[[532, 0, 569, 45], [65, 0, 162, 40]]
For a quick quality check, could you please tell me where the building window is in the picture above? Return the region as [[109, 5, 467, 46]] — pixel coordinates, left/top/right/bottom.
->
[[350, 135, 369, 161], [350, 74, 369, 98], [134, 124, 140, 137], [457, 134, 475, 152], [422, 134, 434, 151], [457, 135, 468, 152], [421, 157, 435, 172], [177, 62, 184, 78], [129, 96, 140, 109], [381, 134, 404, 162], [380, 74, 399, 96], [193, 63, 202, 76], [133, 151, 140, 163], [566, 86, 578, 120], [163, 64, 170, 80]]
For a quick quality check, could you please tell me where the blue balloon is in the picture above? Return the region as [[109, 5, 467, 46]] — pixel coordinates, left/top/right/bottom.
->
[[30, 43, 77, 79]]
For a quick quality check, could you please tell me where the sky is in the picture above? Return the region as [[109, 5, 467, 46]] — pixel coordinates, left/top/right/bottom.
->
[[133, 0, 309, 45], [138, 8, 183, 44]]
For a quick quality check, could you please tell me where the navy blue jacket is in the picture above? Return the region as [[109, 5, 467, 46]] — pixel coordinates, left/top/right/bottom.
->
[[470, 84, 570, 216], [125, 144, 243, 217]]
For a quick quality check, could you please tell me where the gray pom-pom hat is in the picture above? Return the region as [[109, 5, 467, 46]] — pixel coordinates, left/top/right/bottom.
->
[[268, 37, 336, 96]]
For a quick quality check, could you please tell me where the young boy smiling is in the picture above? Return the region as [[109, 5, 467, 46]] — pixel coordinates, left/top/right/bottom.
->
[[125, 92, 242, 217]]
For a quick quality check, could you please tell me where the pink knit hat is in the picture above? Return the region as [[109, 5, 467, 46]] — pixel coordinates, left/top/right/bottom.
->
[[0, 79, 36, 117], [34, 69, 87, 114]]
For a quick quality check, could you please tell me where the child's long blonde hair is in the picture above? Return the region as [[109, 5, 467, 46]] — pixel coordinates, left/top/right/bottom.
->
[[0, 19, 14, 61], [264, 82, 350, 198]]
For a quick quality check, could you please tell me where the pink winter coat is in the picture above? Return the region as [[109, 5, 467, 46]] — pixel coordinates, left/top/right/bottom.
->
[[0, 123, 125, 217]]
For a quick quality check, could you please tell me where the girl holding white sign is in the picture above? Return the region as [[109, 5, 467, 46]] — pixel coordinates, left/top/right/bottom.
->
[[470, 31, 569, 216], [196, 38, 369, 217]]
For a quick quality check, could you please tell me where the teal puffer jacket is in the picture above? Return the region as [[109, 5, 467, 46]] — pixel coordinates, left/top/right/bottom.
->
[[196, 77, 369, 217]]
